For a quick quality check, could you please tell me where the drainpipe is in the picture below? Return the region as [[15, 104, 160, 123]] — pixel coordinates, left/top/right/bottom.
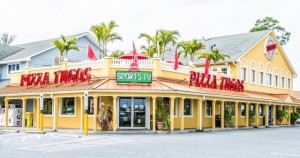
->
[[231, 61, 238, 78]]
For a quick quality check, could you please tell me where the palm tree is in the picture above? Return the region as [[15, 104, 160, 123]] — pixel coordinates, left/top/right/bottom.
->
[[189, 39, 205, 61], [138, 29, 180, 59], [177, 41, 190, 62], [90, 21, 122, 58], [52, 35, 79, 65], [159, 30, 180, 60], [198, 48, 230, 69], [111, 50, 124, 58], [140, 44, 156, 58], [139, 30, 160, 56]]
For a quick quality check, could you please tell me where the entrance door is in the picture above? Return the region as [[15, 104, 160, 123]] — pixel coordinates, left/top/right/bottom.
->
[[268, 105, 272, 125], [118, 97, 146, 129]]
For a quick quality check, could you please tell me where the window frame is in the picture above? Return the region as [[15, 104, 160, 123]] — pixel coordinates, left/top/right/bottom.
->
[[274, 75, 278, 87], [241, 67, 247, 81], [259, 72, 264, 85], [287, 78, 291, 90], [59, 97, 76, 117], [250, 69, 256, 84], [281, 77, 285, 89], [7, 63, 21, 74], [205, 100, 212, 117], [184, 98, 193, 117], [259, 104, 264, 117], [87, 97, 95, 115], [240, 103, 246, 117], [265, 73, 272, 86], [43, 98, 53, 117]]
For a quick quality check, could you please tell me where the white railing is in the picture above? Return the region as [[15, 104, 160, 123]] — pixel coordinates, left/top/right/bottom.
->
[[67, 59, 104, 69], [112, 59, 153, 68], [160, 61, 189, 74]]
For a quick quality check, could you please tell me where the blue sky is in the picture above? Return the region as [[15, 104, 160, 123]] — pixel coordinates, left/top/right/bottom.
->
[[1, 0, 299, 90]]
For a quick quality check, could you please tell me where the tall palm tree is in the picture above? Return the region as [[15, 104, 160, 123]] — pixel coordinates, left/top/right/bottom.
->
[[111, 50, 124, 58], [198, 48, 230, 69], [189, 39, 206, 61], [139, 29, 180, 59], [140, 45, 156, 58], [159, 30, 180, 60], [177, 41, 190, 62], [52, 35, 79, 65], [139, 30, 160, 55], [90, 21, 122, 58]]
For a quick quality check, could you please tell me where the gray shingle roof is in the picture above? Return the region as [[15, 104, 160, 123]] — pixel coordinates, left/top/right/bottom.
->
[[0, 45, 24, 60], [0, 32, 88, 62], [164, 30, 271, 65]]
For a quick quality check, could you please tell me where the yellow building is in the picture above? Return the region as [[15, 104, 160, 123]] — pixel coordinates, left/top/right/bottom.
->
[[0, 30, 299, 132]]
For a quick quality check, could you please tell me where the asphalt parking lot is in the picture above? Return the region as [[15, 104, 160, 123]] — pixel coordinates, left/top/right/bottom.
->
[[0, 126, 300, 158]]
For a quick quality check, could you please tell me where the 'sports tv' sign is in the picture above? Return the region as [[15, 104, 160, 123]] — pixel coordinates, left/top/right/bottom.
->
[[116, 71, 152, 83]]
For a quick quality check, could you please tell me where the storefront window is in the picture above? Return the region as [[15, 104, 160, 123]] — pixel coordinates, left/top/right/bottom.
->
[[87, 97, 94, 115], [61, 97, 75, 115], [206, 100, 212, 116], [230, 102, 235, 116], [250, 104, 255, 116], [259, 105, 264, 116], [184, 99, 192, 116], [241, 103, 245, 117], [43, 98, 52, 115]]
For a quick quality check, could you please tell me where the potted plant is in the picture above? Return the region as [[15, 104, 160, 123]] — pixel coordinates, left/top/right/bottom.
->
[[290, 111, 300, 125], [249, 110, 255, 126], [276, 109, 287, 125], [156, 100, 169, 130], [224, 105, 232, 127]]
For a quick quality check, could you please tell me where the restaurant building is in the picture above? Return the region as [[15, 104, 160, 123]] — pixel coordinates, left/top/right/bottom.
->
[[0, 30, 299, 132]]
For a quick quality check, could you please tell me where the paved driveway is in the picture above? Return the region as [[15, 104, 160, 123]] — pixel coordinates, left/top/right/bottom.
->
[[1, 127, 300, 158]]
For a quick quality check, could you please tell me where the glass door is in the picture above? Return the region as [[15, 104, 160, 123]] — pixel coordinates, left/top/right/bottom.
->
[[119, 97, 132, 128], [118, 97, 147, 128], [133, 98, 146, 127]]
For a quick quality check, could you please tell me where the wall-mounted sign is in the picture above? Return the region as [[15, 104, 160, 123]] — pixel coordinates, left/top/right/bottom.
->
[[40, 93, 44, 111], [116, 71, 152, 83], [84, 91, 88, 111], [20, 67, 91, 86], [189, 71, 244, 92], [264, 36, 277, 59]]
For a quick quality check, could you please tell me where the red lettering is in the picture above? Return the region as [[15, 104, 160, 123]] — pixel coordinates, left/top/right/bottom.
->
[[20, 75, 28, 86], [188, 71, 196, 86], [76, 68, 84, 82], [34, 73, 43, 86], [84, 67, 91, 82], [54, 71, 60, 84], [42, 72, 50, 85], [68, 69, 76, 82], [266, 44, 276, 51], [60, 70, 69, 83]]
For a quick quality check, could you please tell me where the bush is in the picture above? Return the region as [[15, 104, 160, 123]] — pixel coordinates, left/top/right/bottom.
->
[[290, 112, 300, 124], [276, 109, 288, 123]]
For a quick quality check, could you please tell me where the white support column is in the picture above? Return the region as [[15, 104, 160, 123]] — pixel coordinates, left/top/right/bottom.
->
[[22, 98, 27, 128]]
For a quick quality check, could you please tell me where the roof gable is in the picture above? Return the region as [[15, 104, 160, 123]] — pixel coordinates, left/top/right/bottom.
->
[[0, 32, 99, 63], [0, 45, 24, 60]]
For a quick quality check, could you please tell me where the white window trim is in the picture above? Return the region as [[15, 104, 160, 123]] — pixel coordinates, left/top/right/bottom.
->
[[59, 97, 77, 118], [265, 73, 272, 87], [241, 67, 247, 82], [184, 99, 193, 118], [259, 72, 264, 85], [43, 98, 54, 117], [287, 78, 291, 90], [274, 75, 279, 88], [205, 101, 212, 117], [7, 62, 21, 75], [250, 69, 256, 84], [281, 77, 285, 89]]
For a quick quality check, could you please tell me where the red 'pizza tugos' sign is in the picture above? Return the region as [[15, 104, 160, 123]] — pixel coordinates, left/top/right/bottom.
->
[[20, 67, 91, 86], [265, 37, 276, 59], [188, 71, 244, 92]]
